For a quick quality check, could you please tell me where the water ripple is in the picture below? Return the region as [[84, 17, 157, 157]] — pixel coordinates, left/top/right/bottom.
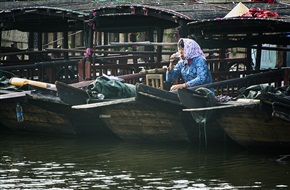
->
[[0, 135, 289, 189]]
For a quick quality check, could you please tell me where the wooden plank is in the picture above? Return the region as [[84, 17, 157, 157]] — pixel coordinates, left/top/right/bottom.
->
[[110, 42, 177, 46], [137, 83, 180, 102], [0, 90, 32, 99], [183, 99, 260, 112], [46, 48, 156, 55], [72, 97, 135, 109]]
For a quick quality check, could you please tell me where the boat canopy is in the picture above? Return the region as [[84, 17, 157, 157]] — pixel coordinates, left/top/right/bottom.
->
[[187, 18, 290, 48]]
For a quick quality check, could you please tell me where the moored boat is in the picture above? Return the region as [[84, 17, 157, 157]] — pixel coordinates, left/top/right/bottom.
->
[[179, 70, 290, 150], [58, 78, 226, 145], [0, 90, 77, 135], [0, 79, 115, 138], [216, 97, 290, 150]]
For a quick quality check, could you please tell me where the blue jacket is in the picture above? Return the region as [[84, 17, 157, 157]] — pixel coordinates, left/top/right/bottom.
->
[[166, 56, 212, 87]]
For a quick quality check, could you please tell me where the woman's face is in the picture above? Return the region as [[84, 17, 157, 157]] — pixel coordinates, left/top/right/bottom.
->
[[178, 45, 185, 60]]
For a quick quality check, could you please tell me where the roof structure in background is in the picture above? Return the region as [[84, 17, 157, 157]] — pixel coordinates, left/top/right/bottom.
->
[[186, 1, 290, 48], [0, 0, 289, 34]]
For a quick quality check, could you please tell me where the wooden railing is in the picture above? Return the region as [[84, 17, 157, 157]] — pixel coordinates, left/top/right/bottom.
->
[[1, 45, 287, 92]]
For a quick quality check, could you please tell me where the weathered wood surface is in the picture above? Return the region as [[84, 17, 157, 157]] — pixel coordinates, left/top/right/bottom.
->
[[110, 42, 177, 46], [136, 83, 180, 103], [217, 104, 290, 149], [46, 48, 156, 55], [56, 81, 90, 105], [26, 92, 114, 137], [96, 101, 190, 142], [0, 90, 32, 99], [183, 99, 260, 112], [139, 68, 167, 74], [72, 97, 136, 109], [0, 97, 77, 135], [55, 79, 192, 142]]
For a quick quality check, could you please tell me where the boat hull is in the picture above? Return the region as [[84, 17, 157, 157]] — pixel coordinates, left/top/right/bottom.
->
[[26, 92, 115, 137], [0, 91, 115, 137], [96, 96, 225, 144], [0, 96, 77, 135], [57, 81, 226, 144], [97, 101, 190, 142], [217, 104, 290, 149]]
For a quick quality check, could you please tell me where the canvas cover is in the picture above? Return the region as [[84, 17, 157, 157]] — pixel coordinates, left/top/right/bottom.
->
[[86, 76, 136, 99], [237, 84, 278, 99]]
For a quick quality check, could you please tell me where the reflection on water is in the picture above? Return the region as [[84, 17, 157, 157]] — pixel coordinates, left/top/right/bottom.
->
[[0, 134, 289, 189]]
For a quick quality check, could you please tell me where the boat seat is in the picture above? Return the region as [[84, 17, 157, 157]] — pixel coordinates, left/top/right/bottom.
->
[[146, 74, 164, 89]]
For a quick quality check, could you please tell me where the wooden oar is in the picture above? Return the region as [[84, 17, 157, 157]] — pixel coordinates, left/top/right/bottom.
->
[[183, 99, 260, 112], [9, 77, 56, 90], [72, 97, 135, 109]]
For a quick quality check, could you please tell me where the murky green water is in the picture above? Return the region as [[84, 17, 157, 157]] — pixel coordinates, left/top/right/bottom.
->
[[0, 133, 289, 190]]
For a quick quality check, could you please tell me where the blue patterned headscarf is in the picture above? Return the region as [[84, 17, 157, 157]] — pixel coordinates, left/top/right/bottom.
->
[[178, 38, 206, 60]]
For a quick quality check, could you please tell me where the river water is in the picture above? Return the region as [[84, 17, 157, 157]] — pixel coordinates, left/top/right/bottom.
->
[[0, 133, 289, 190]]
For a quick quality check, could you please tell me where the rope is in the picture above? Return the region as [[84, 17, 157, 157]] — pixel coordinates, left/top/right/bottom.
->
[[196, 88, 215, 147], [203, 90, 216, 147], [203, 111, 208, 147], [42, 30, 83, 47]]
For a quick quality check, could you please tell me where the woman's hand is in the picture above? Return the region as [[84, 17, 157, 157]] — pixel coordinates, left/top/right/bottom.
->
[[170, 53, 176, 61], [168, 53, 179, 71], [170, 83, 187, 91]]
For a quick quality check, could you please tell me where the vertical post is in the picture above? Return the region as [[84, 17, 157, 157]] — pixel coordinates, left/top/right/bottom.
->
[[97, 31, 102, 46], [80, 24, 91, 80], [220, 48, 226, 71], [53, 32, 58, 48], [62, 31, 69, 81], [101, 32, 109, 75], [37, 32, 42, 51], [80, 30, 84, 48], [255, 43, 262, 70], [147, 28, 154, 63], [246, 46, 253, 71], [103, 32, 108, 56], [282, 45, 287, 68], [28, 32, 34, 50], [28, 32, 34, 64], [124, 32, 128, 42], [0, 30, 2, 59], [71, 33, 76, 56], [284, 68, 289, 86], [130, 32, 137, 66], [156, 27, 164, 63], [43, 32, 48, 49], [78, 30, 85, 81], [62, 31, 69, 60], [179, 20, 188, 38], [85, 26, 93, 79]]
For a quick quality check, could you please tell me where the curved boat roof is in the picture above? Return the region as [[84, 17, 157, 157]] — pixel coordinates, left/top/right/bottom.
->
[[187, 17, 290, 48], [0, 0, 289, 33]]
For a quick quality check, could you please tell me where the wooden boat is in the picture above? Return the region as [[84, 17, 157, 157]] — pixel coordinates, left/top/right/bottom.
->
[[178, 70, 290, 150], [0, 90, 77, 135], [216, 96, 290, 150], [0, 81, 115, 137], [26, 90, 115, 137], [58, 80, 226, 145]]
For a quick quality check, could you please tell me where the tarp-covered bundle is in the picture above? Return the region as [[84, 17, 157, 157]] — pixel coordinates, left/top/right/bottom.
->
[[86, 76, 136, 99]]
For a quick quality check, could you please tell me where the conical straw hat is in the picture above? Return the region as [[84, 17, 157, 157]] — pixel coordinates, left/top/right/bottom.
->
[[224, 2, 249, 18]]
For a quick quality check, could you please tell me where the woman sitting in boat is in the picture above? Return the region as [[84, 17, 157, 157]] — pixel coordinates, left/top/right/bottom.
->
[[165, 38, 213, 91]]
